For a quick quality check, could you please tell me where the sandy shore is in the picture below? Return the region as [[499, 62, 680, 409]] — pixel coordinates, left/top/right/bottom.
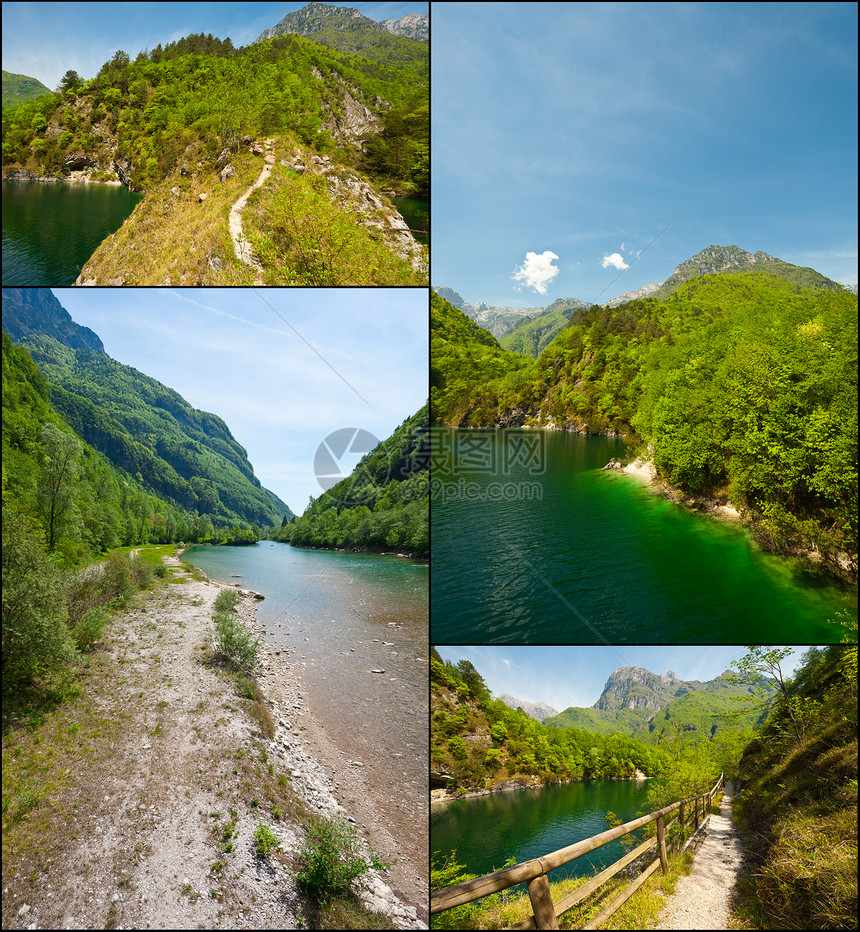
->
[[1, 551, 425, 930], [606, 456, 742, 523]]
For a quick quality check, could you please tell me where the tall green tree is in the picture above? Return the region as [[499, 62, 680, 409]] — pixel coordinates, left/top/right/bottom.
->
[[36, 423, 81, 552]]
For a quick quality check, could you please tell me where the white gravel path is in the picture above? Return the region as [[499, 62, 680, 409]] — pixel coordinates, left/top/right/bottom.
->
[[228, 140, 275, 282], [655, 782, 744, 930]]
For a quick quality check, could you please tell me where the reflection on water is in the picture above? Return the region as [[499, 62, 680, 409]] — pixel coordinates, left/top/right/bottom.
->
[[432, 779, 653, 888], [2, 179, 142, 285], [431, 427, 856, 643]]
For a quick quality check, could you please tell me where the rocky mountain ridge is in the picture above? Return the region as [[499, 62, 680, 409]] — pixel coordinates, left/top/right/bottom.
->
[[432, 287, 587, 340], [2, 288, 105, 353], [545, 663, 774, 742], [2, 288, 294, 526], [496, 694, 559, 722], [440, 245, 842, 337], [255, 3, 428, 43], [594, 665, 705, 712]]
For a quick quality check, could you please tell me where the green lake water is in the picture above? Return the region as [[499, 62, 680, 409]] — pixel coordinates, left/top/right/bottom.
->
[[432, 778, 652, 888], [431, 428, 856, 644], [1, 179, 142, 285]]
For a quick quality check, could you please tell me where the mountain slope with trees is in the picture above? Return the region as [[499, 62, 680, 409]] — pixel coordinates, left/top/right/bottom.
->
[[2, 20, 428, 285], [3, 289, 292, 530], [431, 255, 858, 576], [271, 404, 428, 555], [2, 70, 53, 109], [430, 653, 757, 798], [545, 665, 774, 743]]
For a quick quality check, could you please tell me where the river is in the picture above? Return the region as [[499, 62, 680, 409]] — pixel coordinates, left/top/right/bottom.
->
[[1, 179, 142, 285], [431, 427, 856, 644], [432, 778, 652, 886], [182, 542, 428, 898]]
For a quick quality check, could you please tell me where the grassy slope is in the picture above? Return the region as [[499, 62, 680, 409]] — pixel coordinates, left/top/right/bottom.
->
[[2, 71, 53, 109], [76, 137, 425, 286], [733, 646, 857, 930]]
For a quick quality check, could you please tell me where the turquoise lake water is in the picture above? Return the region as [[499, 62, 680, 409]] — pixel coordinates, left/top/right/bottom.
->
[[432, 778, 653, 886], [431, 428, 856, 644]]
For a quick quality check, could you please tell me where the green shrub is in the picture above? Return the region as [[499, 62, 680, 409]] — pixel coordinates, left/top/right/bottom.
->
[[213, 587, 240, 613], [296, 814, 390, 900], [210, 610, 260, 673], [1, 507, 77, 688], [129, 555, 153, 588], [101, 551, 136, 605], [73, 606, 108, 651], [253, 821, 281, 858]]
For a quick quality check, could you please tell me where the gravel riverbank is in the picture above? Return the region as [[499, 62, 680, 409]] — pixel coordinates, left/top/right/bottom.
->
[[1, 552, 425, 930]]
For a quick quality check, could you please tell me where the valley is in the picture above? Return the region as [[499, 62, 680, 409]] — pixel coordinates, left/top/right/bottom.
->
[[430, 246, 858, 635], [2, 286, 429, 929]]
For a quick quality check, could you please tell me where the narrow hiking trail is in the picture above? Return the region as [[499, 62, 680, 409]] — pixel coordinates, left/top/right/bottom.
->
[[228, 139, 276, 283], [655, 782, 744, 930]]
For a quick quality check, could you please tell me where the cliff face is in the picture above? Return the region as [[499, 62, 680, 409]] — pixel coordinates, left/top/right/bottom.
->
[[594, 666, 701, 713], [1, 288, 105, 353]]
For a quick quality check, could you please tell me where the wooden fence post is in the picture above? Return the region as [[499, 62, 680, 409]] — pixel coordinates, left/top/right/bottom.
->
[[678, 800, 686, 843], [656, 815, 669, 873], [694, 796, 699, 830], [527, 874, 559, 930]]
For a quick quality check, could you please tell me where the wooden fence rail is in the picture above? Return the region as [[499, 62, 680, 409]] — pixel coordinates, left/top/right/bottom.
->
[[431, 771, 724, 930]]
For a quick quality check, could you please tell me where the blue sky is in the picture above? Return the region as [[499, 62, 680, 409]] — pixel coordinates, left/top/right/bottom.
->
[[1, 1, 427, 92], [51, 288, 428, 516], [432, 2, 858, 307], [434, 645, 810, 715]]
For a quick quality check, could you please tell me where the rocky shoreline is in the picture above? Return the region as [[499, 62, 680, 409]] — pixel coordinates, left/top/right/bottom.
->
[[3, 167, 125, 186], [602, 456, 742, 522], [1, 550, 425, 931], [431, 770, 649, 805]]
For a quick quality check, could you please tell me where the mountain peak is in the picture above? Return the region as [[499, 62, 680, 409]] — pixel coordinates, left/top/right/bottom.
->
[[2, 288, 104, 353], [255, 3, 428, 43]]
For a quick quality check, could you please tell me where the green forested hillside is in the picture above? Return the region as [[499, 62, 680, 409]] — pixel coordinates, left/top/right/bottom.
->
[[2, 70, 53, 109], [430, 651, 753, 797], [430, 291, 528, 425], [2, 31, 426, 195], [431, 269, 858, 573], [272, 405, 428, 554], [3, 331, 200, 558], [3, 289, 292, 529], [498, 299, 586, 356]]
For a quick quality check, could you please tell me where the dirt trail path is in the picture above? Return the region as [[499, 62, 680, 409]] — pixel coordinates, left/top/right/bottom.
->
[[228, 140, 276, 283], [655, 782, 744, 930], [2, 553, 423, 930]]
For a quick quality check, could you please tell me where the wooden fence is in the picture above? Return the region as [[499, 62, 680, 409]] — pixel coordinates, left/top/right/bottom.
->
[[431, 772, 724, 930]]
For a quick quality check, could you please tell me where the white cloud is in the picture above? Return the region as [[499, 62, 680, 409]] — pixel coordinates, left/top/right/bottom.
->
[[602, 252, 630, 270], [512, 251, 559, 294]]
